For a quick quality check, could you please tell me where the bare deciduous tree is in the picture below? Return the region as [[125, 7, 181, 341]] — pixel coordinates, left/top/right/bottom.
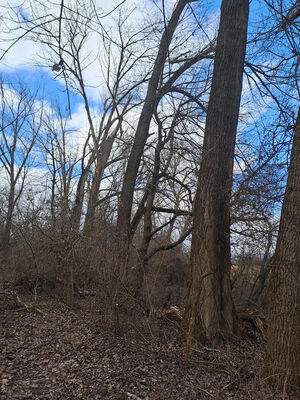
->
[[0, 80, 42, 263], [117, 0, 206, 247]]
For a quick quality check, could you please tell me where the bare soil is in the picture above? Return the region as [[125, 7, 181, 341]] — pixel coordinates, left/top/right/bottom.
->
[[0, 293, 298, 400]]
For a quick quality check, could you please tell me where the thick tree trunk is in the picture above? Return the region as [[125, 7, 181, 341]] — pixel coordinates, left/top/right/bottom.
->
[[185, 0, 249, 341], [116, 0, 192, 245], [264, 107, 300, 391]]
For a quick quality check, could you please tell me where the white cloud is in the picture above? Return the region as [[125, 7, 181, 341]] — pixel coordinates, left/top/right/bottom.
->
[[0, 0, 155, 96], [1, 0, 217, 102], [0, 1, 41, 70]]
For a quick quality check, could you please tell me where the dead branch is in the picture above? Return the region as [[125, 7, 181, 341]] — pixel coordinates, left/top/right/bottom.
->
[[0, 290, 44, 315]]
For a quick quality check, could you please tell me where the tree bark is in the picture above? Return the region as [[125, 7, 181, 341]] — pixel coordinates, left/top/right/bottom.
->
[[264, 107, 300, 391], [185, 0, 249, 341]]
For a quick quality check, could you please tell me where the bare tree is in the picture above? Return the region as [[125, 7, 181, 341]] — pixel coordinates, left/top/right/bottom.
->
[[39, 106, 79, 234], [0, 80, 42, 262], [16, 0, 153, 235], [116, 0, 202, 247]]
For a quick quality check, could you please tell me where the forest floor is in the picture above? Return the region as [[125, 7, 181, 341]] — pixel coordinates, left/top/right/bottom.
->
[[0, 292, 298, 400]]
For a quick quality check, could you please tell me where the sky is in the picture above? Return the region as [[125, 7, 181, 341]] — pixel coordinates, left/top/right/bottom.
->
[[0, 0, 283, 120], [0, 0, 217, 101], [1, 0, 297, 164]]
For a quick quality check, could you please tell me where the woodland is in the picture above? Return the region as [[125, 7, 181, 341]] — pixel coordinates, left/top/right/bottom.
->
[[0, 0, 299, 399]]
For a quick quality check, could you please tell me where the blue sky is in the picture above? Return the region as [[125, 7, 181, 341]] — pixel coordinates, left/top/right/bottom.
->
[[1, 67, 88, 120], [1, 0, 297, 162], [0, 0, 279, 110]]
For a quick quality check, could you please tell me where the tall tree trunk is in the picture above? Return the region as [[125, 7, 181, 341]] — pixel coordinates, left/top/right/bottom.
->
[[117, 0, 193, 245], [70, 167, 89, 233], [185, 0, 249, 341], [136, 136, 163, 297], [0, 182, 15, 284], [0, 181, 15, 259], [264, 107, 300, 391], [84, 129, 118, 235]]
